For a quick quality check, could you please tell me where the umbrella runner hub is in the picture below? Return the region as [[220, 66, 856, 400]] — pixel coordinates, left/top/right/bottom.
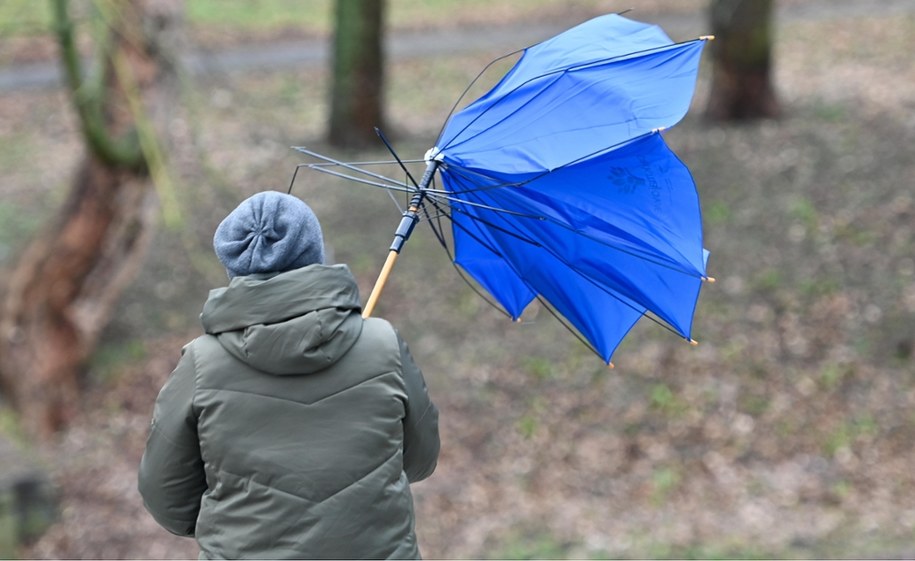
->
[[424, 146, 445, 162]]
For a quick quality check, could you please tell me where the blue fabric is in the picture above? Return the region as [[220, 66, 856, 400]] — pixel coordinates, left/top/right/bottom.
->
[[435, 14, 707, 174], [435, 14, 710, 363]]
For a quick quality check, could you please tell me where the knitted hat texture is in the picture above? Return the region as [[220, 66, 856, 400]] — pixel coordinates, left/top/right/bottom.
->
[[214, 191, 325, 278]]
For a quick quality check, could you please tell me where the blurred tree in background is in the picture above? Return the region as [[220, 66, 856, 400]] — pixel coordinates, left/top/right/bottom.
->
[[328, 0, 387, 147], [705, 0, 781, 120], [0, 0, 182, 438]]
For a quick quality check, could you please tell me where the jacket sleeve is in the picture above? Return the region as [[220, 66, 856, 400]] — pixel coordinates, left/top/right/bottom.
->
[[397, 333, 440, 483], [137, 342, 207, 537]]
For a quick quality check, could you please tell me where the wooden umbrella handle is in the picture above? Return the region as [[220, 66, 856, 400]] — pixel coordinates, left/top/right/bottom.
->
[[362, 249, 400, 318]]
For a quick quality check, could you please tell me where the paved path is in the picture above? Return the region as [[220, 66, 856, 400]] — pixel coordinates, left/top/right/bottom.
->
[[1, 0, 913, 93]]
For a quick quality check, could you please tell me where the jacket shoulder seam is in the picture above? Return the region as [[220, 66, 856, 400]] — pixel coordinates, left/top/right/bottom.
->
[[186, 336, 206, 415]]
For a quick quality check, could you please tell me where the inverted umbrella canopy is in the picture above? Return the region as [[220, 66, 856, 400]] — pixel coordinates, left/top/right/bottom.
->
[[434, 14, 708, 174], [444, 133, 708, 363], [294, 13, 713, 365], [430, 14, 713, 363]]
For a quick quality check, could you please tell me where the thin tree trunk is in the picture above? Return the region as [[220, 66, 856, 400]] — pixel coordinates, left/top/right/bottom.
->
[[705, 0, 780, 121], [328, 0, 387, 147], [0, 0, 182, 438]]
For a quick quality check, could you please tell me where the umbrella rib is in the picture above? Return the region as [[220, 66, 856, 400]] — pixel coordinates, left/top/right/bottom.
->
[[375, 127, 424, 191], [428, 191, 543, 221], [533, 292, 687, 363], [433, 7, 637, 146], [439, 169, 695, 280], [312, 158, 426, 166], [422, 196, 512, 318], [436, 47, 527, 143], [427, 193, 543, 247], [429, 174, 550, 243], [440, 71, 565, 155], [442, 185, 705, 280], [302, 164, 416, 194], [532, 294, 604, 361], [427, 168, 543, 219], [436, 131, 656, 198], [292, 147, 418, 192], [457, 185, 693, 337], [438, 39, 706, 153], [440, 183, 652, 323], [541, 209, 704, 279], [440, 140, 707, 279], [430, 198, 536, 316], [438, 164, 526, 195], [436, 185, 690, 350], [449, 131, 656, 192]]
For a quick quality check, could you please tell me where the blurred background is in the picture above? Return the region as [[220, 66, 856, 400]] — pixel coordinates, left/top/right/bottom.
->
[[1, 0, 914, 558]]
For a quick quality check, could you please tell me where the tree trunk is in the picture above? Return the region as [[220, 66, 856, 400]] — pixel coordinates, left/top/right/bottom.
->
[[328, 0, 387, 147], [704, 0, 780, 121], [0, 0, 182, 438]]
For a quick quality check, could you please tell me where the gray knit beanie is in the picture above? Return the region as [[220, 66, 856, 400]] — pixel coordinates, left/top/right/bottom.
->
[[214, 191, 325, 279]]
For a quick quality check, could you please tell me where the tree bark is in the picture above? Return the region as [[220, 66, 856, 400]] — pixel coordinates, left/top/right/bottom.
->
[[705, 0, 781, 121], [0, 0, 182, 438], [328, 0, 387, 147]]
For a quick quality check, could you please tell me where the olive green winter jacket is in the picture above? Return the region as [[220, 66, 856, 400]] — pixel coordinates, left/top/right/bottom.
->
[[138, 264, 440, 559]]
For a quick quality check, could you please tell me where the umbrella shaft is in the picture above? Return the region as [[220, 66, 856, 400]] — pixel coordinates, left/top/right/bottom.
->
[[390, 206, 419, 253], [389, 159, 439, 253]]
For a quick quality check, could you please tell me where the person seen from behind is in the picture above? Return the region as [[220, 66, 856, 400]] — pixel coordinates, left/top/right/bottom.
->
[[138, 190, 440, 559]]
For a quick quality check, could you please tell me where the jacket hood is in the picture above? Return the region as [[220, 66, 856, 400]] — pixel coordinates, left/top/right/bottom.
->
[[200, 264, 363, 375]]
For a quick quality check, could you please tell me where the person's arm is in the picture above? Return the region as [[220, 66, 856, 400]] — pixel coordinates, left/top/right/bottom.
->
[[397, 333, 440, 482], [137, 343, 207, 537]]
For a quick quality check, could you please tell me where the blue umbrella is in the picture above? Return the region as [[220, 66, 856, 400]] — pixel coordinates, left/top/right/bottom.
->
[[294, 13, 714, 365]]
